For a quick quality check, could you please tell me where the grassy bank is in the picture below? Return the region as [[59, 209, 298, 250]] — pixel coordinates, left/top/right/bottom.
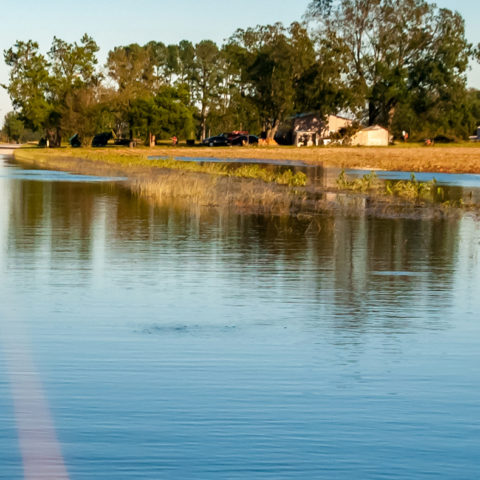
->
[[13, 146, 476, 219], [14, 147, 307, 186], [13, 147, 311, 216]]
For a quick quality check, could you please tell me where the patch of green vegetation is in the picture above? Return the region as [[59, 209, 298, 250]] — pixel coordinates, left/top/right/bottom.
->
[[337, 170, 381, 192], [337, 170, 447, 203], [154, 158, 307, 187], [384, 174, 443, 201]]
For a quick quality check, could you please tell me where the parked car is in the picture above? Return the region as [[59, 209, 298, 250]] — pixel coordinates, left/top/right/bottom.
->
[[202, 134, 231, 147], [69, 133, 81, 148], [92, 132, 113, 147], [203, 132, 259, 147], [230, 134, 259, 146]]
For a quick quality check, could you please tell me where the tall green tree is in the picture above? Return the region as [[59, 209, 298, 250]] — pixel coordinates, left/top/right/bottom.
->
[[228, 23, 317, 139], [2, 111, 24, 143], [307, 0, 474, 135], [4, 35, 100, 146], [48, 34, 101, 145], [127, 86, 194, 144], [107, 43, 155, 94], [191, 40, 223, 140], [145, 40, 167, 88], [177, 40, 196, 97], [107, 43, 156, 139], [3, 40, 51, 137]]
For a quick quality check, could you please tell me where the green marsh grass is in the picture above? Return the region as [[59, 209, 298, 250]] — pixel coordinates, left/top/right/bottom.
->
[[337, 170, 446, 203]]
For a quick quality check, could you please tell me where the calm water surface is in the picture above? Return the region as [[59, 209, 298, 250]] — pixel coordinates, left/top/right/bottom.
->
[[0, 154, 479, 479]]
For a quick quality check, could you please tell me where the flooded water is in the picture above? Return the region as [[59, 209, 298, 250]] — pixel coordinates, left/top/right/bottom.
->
[[1, 153, 480, 479]]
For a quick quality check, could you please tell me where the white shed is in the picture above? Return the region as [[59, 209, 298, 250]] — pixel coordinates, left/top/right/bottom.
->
[[351, 125, 389, 146]]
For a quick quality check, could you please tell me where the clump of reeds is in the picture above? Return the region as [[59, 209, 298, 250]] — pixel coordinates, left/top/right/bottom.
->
[[147, 157, 307, 187], [337, 170, 381, 192], [337, 170, 446, 203], [384, 173, 443, 201], [129, 170, 304, 215]]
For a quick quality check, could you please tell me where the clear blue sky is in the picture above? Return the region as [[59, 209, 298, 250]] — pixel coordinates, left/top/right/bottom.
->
[[1, 0, 479, 120]]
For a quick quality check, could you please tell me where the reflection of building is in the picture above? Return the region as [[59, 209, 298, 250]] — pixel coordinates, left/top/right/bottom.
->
[[351, 125, 389, 146], [289, 113, 352, 146]]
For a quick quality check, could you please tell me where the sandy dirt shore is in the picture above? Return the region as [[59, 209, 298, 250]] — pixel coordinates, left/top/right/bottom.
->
[[0, 144, 21, 156]]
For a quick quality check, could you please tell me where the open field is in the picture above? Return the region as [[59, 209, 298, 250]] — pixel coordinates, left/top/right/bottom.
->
[[14, 142, 480, 174], [146, 143, 480, 173]]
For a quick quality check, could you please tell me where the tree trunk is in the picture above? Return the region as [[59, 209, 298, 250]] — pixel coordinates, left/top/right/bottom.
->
[[368, 101, 379, 126], [266, 119, 280, 140], [387, 104, 396, 132], [147, 131, 155, 147], [46, 127, 62, 148], [201, 107, 207, 141]]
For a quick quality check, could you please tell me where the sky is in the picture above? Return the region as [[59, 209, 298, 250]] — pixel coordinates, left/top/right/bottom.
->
[[1, 0, 479, 121]]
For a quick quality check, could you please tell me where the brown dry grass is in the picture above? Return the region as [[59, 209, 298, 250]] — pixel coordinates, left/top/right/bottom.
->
[[15, 142, 480, 174], [143, 143, 480, 174]]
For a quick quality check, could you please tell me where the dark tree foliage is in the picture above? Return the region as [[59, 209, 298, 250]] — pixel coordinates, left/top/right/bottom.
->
[[306, 0, 477, 139], [128, 86, 194, 143], [227, 23, 324, 139], [4, 35, 101, 146]]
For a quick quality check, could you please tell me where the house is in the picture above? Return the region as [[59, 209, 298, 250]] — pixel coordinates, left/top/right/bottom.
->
[[287, 113, 352, 146], [351, 125, 389, 146]]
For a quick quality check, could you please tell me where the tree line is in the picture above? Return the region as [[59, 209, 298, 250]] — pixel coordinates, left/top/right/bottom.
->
[[2, 0, 480, 147]]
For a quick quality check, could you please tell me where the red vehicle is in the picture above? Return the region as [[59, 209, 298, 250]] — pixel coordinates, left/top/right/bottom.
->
[[228, 131, 258, 146]]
